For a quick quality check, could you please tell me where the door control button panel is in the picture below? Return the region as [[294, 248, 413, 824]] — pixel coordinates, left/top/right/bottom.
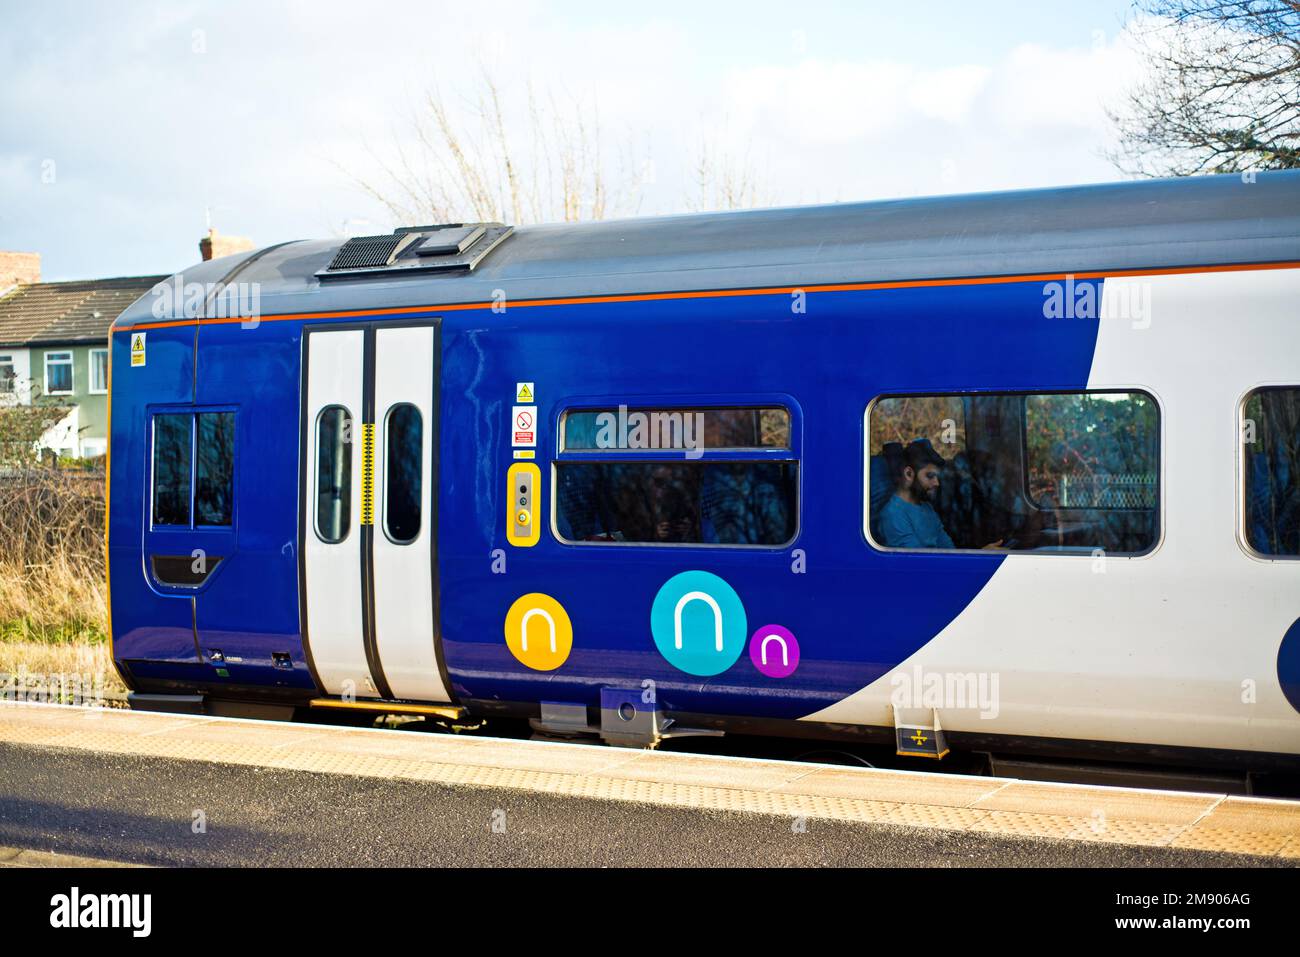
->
[[507, 463, 541, 547]]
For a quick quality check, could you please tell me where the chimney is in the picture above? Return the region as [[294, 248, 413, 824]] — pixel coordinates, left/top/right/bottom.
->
[[0, 250, 41, 290], [199, 228, 254, 262]]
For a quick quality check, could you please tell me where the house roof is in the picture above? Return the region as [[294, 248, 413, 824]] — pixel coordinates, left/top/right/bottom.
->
[[0, 275, 168, 348]]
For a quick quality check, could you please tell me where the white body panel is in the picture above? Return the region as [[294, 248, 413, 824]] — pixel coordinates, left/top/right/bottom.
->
[[809, 268, 1300, 756], [372, 325, 450, 702], [303, 329, 375, 697]]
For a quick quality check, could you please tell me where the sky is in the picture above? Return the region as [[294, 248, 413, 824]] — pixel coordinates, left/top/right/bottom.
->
[[0, 0, 1144, 280]]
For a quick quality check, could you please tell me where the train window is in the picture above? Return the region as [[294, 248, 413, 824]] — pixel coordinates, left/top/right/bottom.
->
[[555, 461, 798, 546], [315, 406, 353, 544], [195, 412, 235, 527], [563, 407, 791, 451], [1243, 387, 1300, 557], [384, 403, 422, 544], [867, 391, 1159, 555], [152, 414, 193, 527], [556, 404, 799, 547]]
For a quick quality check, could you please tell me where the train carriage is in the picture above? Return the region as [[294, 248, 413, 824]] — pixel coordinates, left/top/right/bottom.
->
[[108, 171, 1300, 773]]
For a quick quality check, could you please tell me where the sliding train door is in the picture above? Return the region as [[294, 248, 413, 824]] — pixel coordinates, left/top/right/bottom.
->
[[301, 322, 450, 703]]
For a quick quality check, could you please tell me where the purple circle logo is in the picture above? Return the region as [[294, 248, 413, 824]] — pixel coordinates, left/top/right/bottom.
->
[[749, 625, 799, 678]]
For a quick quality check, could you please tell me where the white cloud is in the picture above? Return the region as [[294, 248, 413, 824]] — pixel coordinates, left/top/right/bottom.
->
[[0, 3, 1152, 278], [706, 27, 1145, 204]]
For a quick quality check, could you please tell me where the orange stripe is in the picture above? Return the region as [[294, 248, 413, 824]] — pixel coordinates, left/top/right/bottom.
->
[[114, 259, 1300, 335]]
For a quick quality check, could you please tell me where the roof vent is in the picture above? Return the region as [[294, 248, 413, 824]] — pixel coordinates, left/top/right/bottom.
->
[[326, 233, 414, 271], [318, 223, 512, 281]]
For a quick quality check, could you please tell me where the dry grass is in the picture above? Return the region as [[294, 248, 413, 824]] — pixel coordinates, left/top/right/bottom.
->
[[0, 553, 107, 643], [0, 638, 127, 699], [0, 469, 110, 680]]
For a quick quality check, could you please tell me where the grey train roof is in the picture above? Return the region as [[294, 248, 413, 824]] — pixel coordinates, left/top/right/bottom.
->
[[116, 170, 1300, 327]]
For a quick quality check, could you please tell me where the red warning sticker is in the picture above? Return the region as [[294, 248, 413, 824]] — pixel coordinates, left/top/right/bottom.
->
[[512, 405, 536, 448]]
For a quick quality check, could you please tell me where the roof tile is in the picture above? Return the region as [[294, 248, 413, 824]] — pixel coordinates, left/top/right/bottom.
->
[[0, 276, 169, 347]]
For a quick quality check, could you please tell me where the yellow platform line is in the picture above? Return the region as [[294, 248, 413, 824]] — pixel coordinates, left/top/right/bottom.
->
[[308, 697, 463, 719], [1, 701, 1296, 858]]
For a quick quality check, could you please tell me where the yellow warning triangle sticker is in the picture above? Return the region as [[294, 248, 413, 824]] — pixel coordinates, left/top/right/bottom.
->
[[516, 382, 534, 403]]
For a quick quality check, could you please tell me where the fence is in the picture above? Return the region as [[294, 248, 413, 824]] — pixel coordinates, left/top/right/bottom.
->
[[1035, 471, 1157, 509], [0, 468, 106, 575]]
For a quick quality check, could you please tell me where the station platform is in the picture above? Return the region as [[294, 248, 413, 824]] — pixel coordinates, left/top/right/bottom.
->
[[1, 700, 1297, 862]]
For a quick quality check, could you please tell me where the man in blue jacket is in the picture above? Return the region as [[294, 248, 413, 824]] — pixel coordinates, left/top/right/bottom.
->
[[879, 439, 1001, 550]]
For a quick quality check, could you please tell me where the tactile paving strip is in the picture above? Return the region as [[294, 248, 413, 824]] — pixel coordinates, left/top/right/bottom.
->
[[2, 701, 1297, 858]]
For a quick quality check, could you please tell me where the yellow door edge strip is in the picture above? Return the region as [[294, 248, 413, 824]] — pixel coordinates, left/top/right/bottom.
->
[[360, 422, 375, 526]]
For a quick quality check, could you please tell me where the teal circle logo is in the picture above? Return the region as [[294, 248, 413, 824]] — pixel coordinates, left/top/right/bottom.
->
[[650, 571, 747, 676]]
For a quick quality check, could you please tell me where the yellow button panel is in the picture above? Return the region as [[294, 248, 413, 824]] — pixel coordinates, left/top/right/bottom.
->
[[507, 463, 541, 547]]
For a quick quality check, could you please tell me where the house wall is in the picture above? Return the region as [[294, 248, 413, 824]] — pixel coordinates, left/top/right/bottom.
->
[[31, 344, 109, 457]]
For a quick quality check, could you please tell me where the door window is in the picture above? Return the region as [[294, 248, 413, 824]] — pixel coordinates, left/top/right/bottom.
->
[[315, 405, 353, 544], [383, 403, 422, 544]]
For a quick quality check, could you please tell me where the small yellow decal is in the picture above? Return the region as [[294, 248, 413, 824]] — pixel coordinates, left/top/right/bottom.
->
[[504, 593, 573, 671]]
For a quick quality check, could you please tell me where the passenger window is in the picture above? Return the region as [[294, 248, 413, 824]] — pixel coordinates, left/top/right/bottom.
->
[[1243, 387, 1300, 556], [316, 406, 353, 544], [563, 407, 791, 450], [152, 414, 192, 526], [384, 403, 422, 544], [555, 405, 798, 547], [867, 391, 1159, 554], [195, 412, 235, 526]]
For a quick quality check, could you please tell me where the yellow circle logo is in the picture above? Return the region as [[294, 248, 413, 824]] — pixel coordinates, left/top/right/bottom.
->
[[504, 593, 573, 671]]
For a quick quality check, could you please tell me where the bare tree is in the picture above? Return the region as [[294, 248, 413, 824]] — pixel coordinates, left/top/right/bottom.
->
[[686, 135, 771, 212], [340, 67, 771, 227], [1108, 1, 1300, 175], [341, 68, 648, 227]]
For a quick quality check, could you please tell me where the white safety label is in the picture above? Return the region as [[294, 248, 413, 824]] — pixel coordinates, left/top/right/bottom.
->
[[130, 332, 146, 368], [512, 405, 536, 447]]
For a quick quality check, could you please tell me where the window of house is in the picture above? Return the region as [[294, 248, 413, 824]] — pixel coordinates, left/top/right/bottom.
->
[[44, 351, 73, 395], [0, 354, 15, 394], [384, 404, 423, 544], [555, 405, 798, 546], [152, 410, 236, 528], [315, 406, 353, 544], [80, 438, 107, 459], [1243, 387, 1300, 557], [89, 349, 108, 394], [866, 391, 1159, 554]]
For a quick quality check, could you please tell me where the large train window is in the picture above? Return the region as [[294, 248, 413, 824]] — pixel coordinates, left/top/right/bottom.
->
[[315, 406, 353, 544], [554, 405, 798, 546], [1242, 387, 1300, 557], [866, 391, 1159, 555], [383, 403, 422, 544], [151, 413, 192, 526], [151, 409, 235, 528]]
